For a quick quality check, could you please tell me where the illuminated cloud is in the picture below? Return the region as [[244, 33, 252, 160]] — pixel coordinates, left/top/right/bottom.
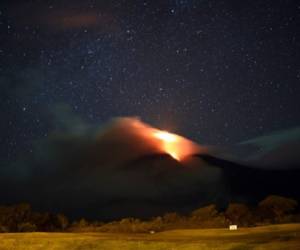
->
[[45, 10, 118, 31], [6, 3, 119, 33]]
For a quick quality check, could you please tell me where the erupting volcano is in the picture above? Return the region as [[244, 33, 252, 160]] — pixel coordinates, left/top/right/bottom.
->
[[122, 118, 202, 161]]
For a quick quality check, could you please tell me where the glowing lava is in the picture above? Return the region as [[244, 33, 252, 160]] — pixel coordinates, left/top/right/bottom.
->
[[113, 117, 202, 161], [153, 131, 180, 160], [152, 129, 201, 161]]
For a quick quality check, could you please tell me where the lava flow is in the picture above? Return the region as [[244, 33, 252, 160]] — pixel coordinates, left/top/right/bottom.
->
[[118, 117, 202, 161], [153, 131, 180, 160], [151, 129, 200, 161]]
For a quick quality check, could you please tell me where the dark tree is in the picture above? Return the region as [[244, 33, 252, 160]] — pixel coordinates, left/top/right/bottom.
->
[[191, 204, 218, 220], [55, 214, 69, 231], [225, 203, 253, 226], [258, 195, 298, 223]]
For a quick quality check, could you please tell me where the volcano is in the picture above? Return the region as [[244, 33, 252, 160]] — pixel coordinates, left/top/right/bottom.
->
[[1, 117, 300, 220]]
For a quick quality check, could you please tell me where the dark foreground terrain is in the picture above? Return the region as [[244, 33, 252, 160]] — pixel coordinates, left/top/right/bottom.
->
[[0, 223, 299, 250]]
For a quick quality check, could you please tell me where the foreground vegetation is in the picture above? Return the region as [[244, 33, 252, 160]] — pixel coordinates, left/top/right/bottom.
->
[[0, 195, 299, 249], [0, 223, 299, 250], [1, 195, 299, 233]]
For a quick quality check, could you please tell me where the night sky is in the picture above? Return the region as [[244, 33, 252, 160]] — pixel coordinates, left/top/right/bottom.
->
[[1, 1, 300, 169]]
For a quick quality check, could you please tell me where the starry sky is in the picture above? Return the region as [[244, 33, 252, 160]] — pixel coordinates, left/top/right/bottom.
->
[[1, 0, 300, 165]]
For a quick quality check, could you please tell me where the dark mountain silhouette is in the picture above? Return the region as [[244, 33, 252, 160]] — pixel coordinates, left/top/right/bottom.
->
[[122, 152, 300, 207], [1, 149, 299, 220], [192, 153, 300, 202]]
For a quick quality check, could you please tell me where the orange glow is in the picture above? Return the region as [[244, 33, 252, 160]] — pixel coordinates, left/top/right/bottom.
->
[[152, 129, 199, 161], [153, 131, 180, 160], [153, 131, 177, 143], [112, 117, 202, 162]]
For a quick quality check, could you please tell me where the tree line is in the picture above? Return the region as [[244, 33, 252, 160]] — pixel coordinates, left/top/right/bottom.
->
[[0, 195, 299, 233]]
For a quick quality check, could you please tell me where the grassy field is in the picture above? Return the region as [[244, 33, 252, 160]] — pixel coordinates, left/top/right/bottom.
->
[[0, 224, 299, 250]]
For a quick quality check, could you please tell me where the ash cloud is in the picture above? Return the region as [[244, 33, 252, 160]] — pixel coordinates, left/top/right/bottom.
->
[[239, 127, 300, 169], [0, 114, 222, 219]]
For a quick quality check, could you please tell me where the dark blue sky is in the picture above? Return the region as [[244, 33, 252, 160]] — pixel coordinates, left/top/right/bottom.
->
[[1, 0, 300, 163]]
